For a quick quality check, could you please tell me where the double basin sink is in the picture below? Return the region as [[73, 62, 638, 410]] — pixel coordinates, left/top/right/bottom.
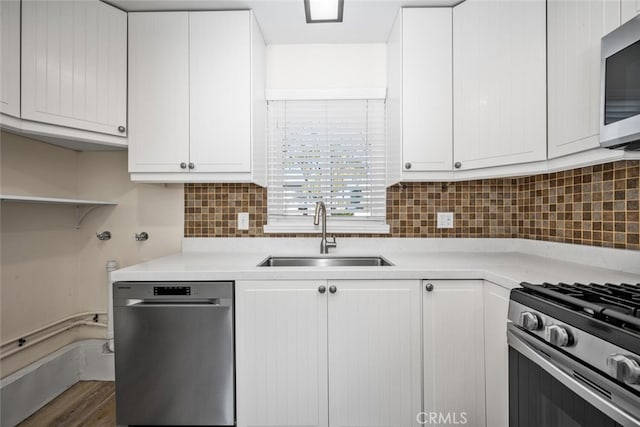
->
[[258, 256, 394, 267]]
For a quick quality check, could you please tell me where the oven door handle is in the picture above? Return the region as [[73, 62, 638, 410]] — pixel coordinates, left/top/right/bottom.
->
[[508, 324, 640, 427]]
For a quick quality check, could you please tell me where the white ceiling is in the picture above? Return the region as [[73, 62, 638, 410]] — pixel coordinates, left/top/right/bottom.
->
[[107, 0, 462, 44]]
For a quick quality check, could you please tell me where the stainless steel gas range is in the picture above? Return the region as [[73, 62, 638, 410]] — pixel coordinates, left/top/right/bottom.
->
[[508, 282, 640, 427]]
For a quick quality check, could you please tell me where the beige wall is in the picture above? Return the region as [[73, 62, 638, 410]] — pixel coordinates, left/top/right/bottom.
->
[[0, 131, 183, 376], [266, 44, 386, 90]]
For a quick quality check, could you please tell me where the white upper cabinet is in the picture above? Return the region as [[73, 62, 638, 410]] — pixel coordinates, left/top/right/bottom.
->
[[453, 0, 546, 170], [128, 10, 266, 183], [190, 12, 251, 173], [128, 12, 190, 173], [423, 280, 486, 427], [21, 0, 127, 136], [1, 0, 20, 118], [387, 8, 453, 183], [328, 280, 421, 427], [622, 0, 640, 23], [548, 0, 621, 159]]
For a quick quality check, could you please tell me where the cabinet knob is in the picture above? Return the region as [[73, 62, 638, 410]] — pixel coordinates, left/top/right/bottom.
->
[[188, 162, 195, 170], [454, 162, 462, 169], [405, 162, 412, 170], [329, 285, 337, 294], [318, 285, 326, 294], [180, 162, 187, 169], [117, 125, 126, 133], [425, 283, 434, 292]]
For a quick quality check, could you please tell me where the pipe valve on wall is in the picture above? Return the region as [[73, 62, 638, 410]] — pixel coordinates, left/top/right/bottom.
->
[[96, 231, 111, 241], [135, 232, 148, 241]]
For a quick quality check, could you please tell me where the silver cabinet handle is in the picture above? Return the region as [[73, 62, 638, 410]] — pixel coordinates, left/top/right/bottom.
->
[[188, 162, 195, 170], [117, 125, 126, 133], [180, 162, 187, 169], [405, 162, 412, 170], [329, 285, 337, 294], [425, 283, 434, 292], [318, 285, 326, 294], [454, 162, 462, 169]]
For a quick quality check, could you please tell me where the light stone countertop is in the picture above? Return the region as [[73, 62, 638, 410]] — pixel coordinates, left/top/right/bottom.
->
[[111, 238, 640, 289]]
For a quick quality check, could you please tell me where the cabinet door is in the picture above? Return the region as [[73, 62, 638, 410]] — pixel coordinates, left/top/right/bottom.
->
[[483, 281, 511, 427], [0, 0, 20, 117], [548, 0, 620, 158], [453, 0, 546, 170], [189, 11, 251, 173], [402, 8, 452, 172], [21, 0, 126, 136], [423, 280, 485, 427], [328, 280, 421, 427], [235, 281, 329, 427], [621, 0, 640, 24], [128, 12, 190, 173]]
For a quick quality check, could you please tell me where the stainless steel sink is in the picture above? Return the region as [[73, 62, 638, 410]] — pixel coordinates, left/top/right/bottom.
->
[[257, 256, 394, 267]]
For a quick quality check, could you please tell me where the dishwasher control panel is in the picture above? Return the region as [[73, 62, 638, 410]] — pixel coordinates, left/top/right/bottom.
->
[[153, 286, 191, 296], [114, 281, 233, 302]]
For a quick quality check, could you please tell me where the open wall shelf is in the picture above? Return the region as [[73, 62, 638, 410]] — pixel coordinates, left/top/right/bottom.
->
[[0, 194, 117, 227]]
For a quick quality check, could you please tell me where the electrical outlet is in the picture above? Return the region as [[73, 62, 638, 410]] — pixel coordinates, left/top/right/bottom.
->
[[238, 212, 249, 230], [437, 212, 454, 229]]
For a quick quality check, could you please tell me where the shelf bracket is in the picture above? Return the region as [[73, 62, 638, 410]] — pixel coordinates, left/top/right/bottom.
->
[[75, 205, 100, 229]]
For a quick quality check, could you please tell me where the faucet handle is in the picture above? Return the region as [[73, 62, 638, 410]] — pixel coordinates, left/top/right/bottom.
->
[[327, 234, 337, 248]]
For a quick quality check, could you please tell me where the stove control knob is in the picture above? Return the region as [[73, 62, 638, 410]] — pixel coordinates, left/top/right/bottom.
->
[[545, 325, 571, 347], [607, 354, 640, 385], [519, 311, 541, 331]]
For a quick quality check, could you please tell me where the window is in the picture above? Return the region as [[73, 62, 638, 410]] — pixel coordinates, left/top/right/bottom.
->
[[265, 99, 389, 234]]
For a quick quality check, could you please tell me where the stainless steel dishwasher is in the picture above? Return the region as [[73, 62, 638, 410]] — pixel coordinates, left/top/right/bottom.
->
[[113, 281, 234, 426]]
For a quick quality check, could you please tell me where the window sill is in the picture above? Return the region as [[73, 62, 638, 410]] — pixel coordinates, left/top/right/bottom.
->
[[263, 222, 390, 235]]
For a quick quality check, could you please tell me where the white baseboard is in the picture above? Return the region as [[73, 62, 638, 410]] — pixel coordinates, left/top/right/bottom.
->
[[0, 340, 114, 426]]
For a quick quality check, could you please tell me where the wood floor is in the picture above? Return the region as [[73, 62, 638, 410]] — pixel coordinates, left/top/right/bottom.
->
[[19, 381, 116, 427]]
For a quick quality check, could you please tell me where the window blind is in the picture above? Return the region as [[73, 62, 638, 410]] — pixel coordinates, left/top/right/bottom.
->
[[267, 99, 386, 226]]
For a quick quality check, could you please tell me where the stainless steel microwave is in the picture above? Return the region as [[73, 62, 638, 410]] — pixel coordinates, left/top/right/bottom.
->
[[600, 14, 640, 150]]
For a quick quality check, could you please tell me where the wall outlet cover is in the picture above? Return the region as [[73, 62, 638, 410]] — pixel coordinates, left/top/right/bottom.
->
[[238, 212, 250, 230], [437, 212, 454, 229]]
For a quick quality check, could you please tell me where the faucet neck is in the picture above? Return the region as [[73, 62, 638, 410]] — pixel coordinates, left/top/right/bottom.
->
[[314, 201, 326, 225]]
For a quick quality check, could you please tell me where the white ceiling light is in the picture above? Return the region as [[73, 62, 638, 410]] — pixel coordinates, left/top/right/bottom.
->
[[304, 0, 344, 23]]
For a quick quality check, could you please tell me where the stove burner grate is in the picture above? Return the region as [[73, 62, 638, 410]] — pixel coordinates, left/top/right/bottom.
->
[[520, 282, 640, 333]]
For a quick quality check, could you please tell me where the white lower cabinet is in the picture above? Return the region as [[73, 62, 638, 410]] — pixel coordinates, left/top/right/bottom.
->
[[483, 281, 511, 427], [237, 279, 510, 427], [422, 280, 486, 427], [235, 280, 421, 427], [328, 280, 422, 427], [235, 281, 328, 427]]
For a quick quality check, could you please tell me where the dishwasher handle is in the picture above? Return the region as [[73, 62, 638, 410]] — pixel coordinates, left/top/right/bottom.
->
[[126, 298, 230, 308]]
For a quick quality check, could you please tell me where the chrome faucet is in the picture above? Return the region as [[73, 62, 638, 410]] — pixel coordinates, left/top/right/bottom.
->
[[313, 201, 337, 254]]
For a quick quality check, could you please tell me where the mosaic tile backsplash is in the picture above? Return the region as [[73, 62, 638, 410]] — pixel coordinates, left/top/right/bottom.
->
[[185, 160, 640, 250]]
